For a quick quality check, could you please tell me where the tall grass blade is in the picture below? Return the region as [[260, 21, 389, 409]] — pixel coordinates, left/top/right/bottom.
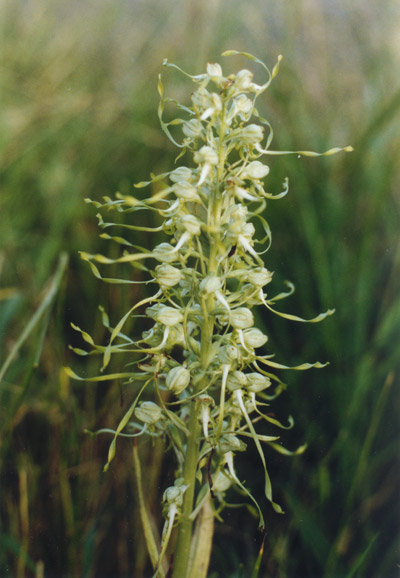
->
[[0, 253, 68, 384]]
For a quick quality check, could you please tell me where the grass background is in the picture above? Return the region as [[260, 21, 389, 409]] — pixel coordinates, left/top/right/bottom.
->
[[1, 0, 399, 576]]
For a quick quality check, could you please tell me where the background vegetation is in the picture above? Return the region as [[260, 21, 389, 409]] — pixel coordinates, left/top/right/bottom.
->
[[1, 0, 399, 576]]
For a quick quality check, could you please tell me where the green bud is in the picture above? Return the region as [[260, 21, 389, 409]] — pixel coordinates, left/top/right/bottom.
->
[[241, 160, 270, 180], [135, 401, 162, 424], [245, 372, 272, 392], [219, 344, 240, 364], [242, 328, 268, 349], [218, 434, 247, 454], [180, 214, 202, 236], [147, 305, 184, 326], [166, 366, 191, 395], [246, 267, 273, 287], [182, 118, 204, 139], [155, 264, 182, 287], [153, 243, 178, 263], [200, 275, 222, 294], [173, 182, 201, 202], [227, 370, 247, 391], [194, 146, 218, 166], [231, 307, 254, 329], [238, 124, 264, 144], [169, 166, 193, 183]]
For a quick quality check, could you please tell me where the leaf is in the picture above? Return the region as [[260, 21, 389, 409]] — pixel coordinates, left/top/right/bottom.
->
[[63, 367, 137, 382], [257, 357, 329, 371], [132, 443, 165, 577], [103, 380, 150, 471], [102, 289, 162, 370], [256, 145, 354, 156], [286, 492, 331, 566], [0, 253, 68, 383], [157, 74, 184, 148], [266, 441, 307, 456], [235, 390, 284, 514], [187, 494, 214, 578], [262, 293, 335, 323], [221, 50, 282, 91], [250, 534, 265, 578], [344, 533, 379, 578]]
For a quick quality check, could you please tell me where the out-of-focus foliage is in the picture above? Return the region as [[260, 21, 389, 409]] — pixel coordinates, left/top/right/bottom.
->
[[0, 0, 399, 577]]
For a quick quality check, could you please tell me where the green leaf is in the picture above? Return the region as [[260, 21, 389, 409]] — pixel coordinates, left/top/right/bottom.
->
[[0, 253, 68, 383], [344, 533, 379, 578]]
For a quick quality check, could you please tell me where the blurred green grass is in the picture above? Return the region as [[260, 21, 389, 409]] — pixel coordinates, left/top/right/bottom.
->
[[1, 0, 399, 576]]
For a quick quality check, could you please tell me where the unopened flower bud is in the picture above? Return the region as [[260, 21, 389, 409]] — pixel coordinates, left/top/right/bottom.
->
[[245, 373, 272, 392], [169, 166, 193, 183], [207, 62, 223, 79], [153, 243, 178, 263], [147, 305, 183, 326], [239, 124, 264, 144], [219, 345, 239, 364], [166, 366, 191, 395], [241, 160, 270, 179], [173, 182, 201, 202], [218, 434, 247, 454], [231, 307, 254, 329], [180, 214, 201, 235], [182, 118, 204, 139], [242, 328, 268, 349], [200, 275, 221, 294], [247, 267, 273, 287], [227, 370, 247, 391], [194, 146, 218, 166], [155, 264, 182, 288], [135, 401, 162, 424]]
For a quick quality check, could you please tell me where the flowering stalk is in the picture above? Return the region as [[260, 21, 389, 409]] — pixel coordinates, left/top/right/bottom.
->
[[66, 50, 352, 577]]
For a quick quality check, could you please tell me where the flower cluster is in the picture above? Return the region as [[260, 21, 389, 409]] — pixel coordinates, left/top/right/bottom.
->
[[67, 51, 351, 568]]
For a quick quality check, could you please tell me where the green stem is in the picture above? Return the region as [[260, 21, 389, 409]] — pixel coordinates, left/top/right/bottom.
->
[[172, 107, 226, 578], [172, 247, 217, 578], [171, 403, 202, 578]]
